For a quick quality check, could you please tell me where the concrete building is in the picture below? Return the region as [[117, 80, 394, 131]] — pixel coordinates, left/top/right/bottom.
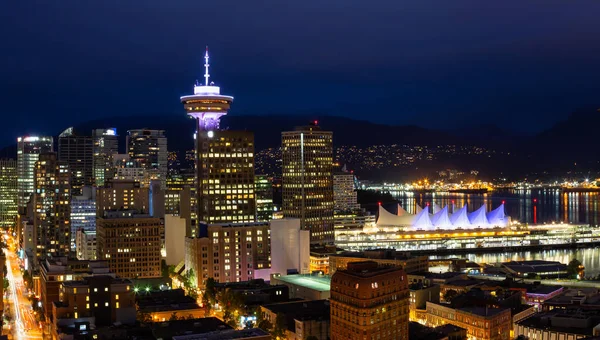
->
[[38, 258, 114, 321], [270, 219, 310, 276], [426, 302, 511, 340], [282, 123, 334, 244], [270, 274, 331, 301], [330, 261, 409, 340], [70, 186, 96, 250], [165, 214, 186, 266], [92, 128, 118, 187], [135, 289, 204, 322], [33, 153, 71, 260], [96, 211, 163, 279], [501, 260, 568, 279], [58, 127, 94, 196], [0, 159, 18, 230], [212, 280, 289, 313], [96, 180, 149, 217], [51, 276, 136, 338], [126, 129, 168, 189], [75, 229, 97, 260], [113, 154, 149, 186], [329, 249, 429, 275], [260, 300, 330, 340], [17, 135, 53, 209], [333, 169, 359, 213], [184, 222, 270, 290], [255, 175, 274, 222], [410, 283, 441, 323], [165, 173, 194, 237], [514, 311, 600, 340]]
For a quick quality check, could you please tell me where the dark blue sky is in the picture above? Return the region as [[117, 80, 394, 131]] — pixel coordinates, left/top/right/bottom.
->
[[1, 1, 600, 147]]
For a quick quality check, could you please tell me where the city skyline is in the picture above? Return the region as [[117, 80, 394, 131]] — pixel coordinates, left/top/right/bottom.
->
[[2, 2, 600, 148]]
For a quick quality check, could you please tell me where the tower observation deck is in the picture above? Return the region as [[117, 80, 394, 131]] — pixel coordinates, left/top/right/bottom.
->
[[180, 47, 233, 131]]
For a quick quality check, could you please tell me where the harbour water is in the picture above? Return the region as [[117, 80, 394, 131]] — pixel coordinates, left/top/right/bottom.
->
[[388, 189, 600, 276]]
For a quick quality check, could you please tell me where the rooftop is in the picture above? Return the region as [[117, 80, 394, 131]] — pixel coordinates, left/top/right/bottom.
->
[[149, 317, 231, 340], [444, 279, 484, 287], [335, 261, 403, 278], [332, 249, 420, 261], [172, 328, 269, 340], [274, 274, 331, 292], [262, 300, 330, 332], [458, 306, 509, 318], [516, 311, 600, 336], [136, 289, 201, 313]]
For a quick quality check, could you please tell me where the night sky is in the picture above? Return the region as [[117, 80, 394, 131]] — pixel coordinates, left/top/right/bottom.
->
[[2, 1, 600, 147]]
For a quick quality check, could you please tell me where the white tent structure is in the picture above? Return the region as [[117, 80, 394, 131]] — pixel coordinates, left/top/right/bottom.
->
[[413, 206, 434, 230], [432, 203, 442, 214], [415, 204, 423, 214], [397, 204, 409, 217], [468, 205, 489, 227], [487, 203, 507, 226], [377, 204, 415, 226], [450, 205, 471, 228], [431, 206, 453, 229]]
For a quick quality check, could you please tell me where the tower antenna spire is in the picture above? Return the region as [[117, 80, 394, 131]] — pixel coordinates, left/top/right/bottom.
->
[[204, 46, 210, 86]]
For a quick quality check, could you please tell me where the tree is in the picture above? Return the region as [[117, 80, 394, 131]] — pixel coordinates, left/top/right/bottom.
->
[[169, 312, 179, 321], [203, 277, 217, 313], [271, 313, 287, 339], [220, 289, 245, 328], [443, 289, 458, 302], [138, 312, 152, 323], [3, 277, 8, 290], [567, 259, 583, 279], [183, 269, 198, 299]]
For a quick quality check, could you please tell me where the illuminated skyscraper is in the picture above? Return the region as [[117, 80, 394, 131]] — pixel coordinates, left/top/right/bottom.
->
[[33, 153, 71, 259], [282, 123, 334, 244], [92, 128, 118, 187], [0, 159, 18, 230], [126, 129, 167, 188], [58, 127, 94, 196], [255, 175, 275, 222], [17, 136, 53, 209], [180, 48, 255, 224]]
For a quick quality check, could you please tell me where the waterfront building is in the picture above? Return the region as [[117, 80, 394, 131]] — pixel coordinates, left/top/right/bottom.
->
[[135, 289, 204, 322], [333, 213, 376, 230], [184, 222, 270, 291], [17, 135, 53, 209], [255, 174, 275, 222], [180, 48, 255, 224], [330, 261, 409, 340], [33, 153, 71, 260], [70, 186, 96, 250], [51, 276, 136, 338], [501, 260, 568, 279], [329, 249, 429, 275], [270, 273, 331, 300], [92, 128, 119, 187], [96, 211, 163, 279], [282, 122, 334, 244], [541, 287, 600, 311], [95, 180, 149, 217], [333, 169, 359, 213], [260, 300, 330, 340], [426, 302, 511, 340], [0, 159, 18, 230], [38, 258, 114, 321], [514, 311, 600, 340], [58, 127, 94, 196], [126, 129, 167, 189], [270, 219, 310, 276], [75, 229, 97, 260]]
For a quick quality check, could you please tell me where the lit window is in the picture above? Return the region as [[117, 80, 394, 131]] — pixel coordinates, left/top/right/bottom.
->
[[94, 288, 98, 292], [105, 302, 109, 307], [115, 294, 119, 300], [116, 302, 120, 309], [104, 287, 108, 292]]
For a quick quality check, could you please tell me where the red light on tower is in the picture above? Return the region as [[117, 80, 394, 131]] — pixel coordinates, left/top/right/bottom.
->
[[502, 200, 505, 204], [451, 200, 455, 204], [533, 198, 537, 203], [426, 202, 430, 206], [378, 201, 382, 206]]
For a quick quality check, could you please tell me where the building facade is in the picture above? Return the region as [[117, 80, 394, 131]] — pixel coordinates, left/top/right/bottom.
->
[[126, 129, 168, 189], [17, 136, 53, 209], [426, 302, 511, 340], [58, 127, 94, 196], [184, 222, 270, 290], [96, 212, 163, 278], [96, 180, 149, 217], [0, 159, 18, 229], [92, 128, 119, 187], [33, 153, 71, 260], [255, 175, 274, 222], [282, 123, 334, 244], [71, 186, 96, 250], [330, 261, 410, 340], [75, 229, 97, 260], [329, 249, 429, 275], [333, 170, 359, 213]]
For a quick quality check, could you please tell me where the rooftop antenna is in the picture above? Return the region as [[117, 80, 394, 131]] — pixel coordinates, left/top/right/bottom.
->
[[204, 46, 210, 86]]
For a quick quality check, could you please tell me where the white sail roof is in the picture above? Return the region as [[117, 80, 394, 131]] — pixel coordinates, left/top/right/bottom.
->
[[468, 205, 489, 227], [397, 204, 409, 217], [431, 206, 453, 229], [416, 204, 423, 214], [487, 203, 507, 226], [433, 203, 442, 214], [413, 206, 433, 230], [450, 205, 471, 228], [377, 205, 415, 226]]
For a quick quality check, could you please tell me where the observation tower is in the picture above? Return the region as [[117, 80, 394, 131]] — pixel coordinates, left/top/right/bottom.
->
[[180, 47, 233, 131]]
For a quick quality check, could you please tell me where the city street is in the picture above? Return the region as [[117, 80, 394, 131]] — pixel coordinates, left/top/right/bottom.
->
[[3, 234, 42, 340]]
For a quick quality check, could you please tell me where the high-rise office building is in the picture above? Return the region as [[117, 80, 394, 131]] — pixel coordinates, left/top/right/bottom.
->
[[180, 48, 255, 224], [33, 153, 71, 259], [255, 175, 275, 222], [0, 159, 18, 230], [92, 128, 119, 187], [330, 261, 409, 340], [333, 169, 360, 213], [96, 210, 162, 278], [112, 154, 149, 186], [71, 186, 96, 250], [282, 123, 334, 244], [126, 129, 167, 189], [96, 180, 149, 217], [17, 136, 53, 209], [58, 127, 94, 196]]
